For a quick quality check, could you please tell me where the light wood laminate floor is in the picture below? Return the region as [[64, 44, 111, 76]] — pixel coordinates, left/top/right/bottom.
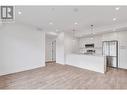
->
[[0, 63, 127, 89]]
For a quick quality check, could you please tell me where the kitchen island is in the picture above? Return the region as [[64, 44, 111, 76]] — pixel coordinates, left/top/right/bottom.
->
[[66, 54, 106, 73]]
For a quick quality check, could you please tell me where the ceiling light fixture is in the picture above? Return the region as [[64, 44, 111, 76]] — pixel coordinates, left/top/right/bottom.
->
[[56, 29, 59, 32], [90, 25, 95, 40], [49, 22, 53, 25], [90, 25, 94, 32], [72, 29, 76, 39], [18, 11, 22, 15], [115, 7, 120, 11], [74, 22, 78, 25], [113, 18, 116, 21]]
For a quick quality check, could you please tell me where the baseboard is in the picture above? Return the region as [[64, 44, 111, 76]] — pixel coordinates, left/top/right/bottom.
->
[[46, 61, 56, 63], [0, 64, 45, 76]]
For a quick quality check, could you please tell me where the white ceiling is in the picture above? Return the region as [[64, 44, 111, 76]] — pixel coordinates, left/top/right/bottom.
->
[[14, 6, 127, 37]]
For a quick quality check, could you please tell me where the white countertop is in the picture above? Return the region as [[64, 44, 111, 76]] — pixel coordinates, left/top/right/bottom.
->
[[71, 53, 103, 57]]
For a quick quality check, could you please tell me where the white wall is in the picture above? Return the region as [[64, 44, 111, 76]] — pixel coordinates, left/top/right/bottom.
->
[[64, 32, 79, 63], [56, 32, 78, 64], [64, 32, 73, 64], [0, 23, 45, 76], [116, 32, 127, 69], [79, 31, 127, 69], [56, 32, 65, 64]]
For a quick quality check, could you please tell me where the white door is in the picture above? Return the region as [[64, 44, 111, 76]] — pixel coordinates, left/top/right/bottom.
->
[[52, 41, 56, 61]]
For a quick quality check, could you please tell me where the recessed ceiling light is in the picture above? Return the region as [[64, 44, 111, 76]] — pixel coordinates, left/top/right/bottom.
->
[[49, 22, 53, 25], [115, 7, 120, 11], [56, 29, 59, 32], [74, 22, 78, 25], [18, 11, 22, 15], [113, 18, 116, 21]]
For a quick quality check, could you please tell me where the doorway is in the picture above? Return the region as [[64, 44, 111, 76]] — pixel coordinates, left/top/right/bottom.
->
[[45, 34, 56, 65], [51, 40, 56, 62]]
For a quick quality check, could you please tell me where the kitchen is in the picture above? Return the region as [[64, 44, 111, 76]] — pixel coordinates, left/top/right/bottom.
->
[[65, 30, 127, 73]]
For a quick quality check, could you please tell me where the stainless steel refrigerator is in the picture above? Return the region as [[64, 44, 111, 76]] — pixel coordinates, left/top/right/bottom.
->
[[102, 40, 118, 68]]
